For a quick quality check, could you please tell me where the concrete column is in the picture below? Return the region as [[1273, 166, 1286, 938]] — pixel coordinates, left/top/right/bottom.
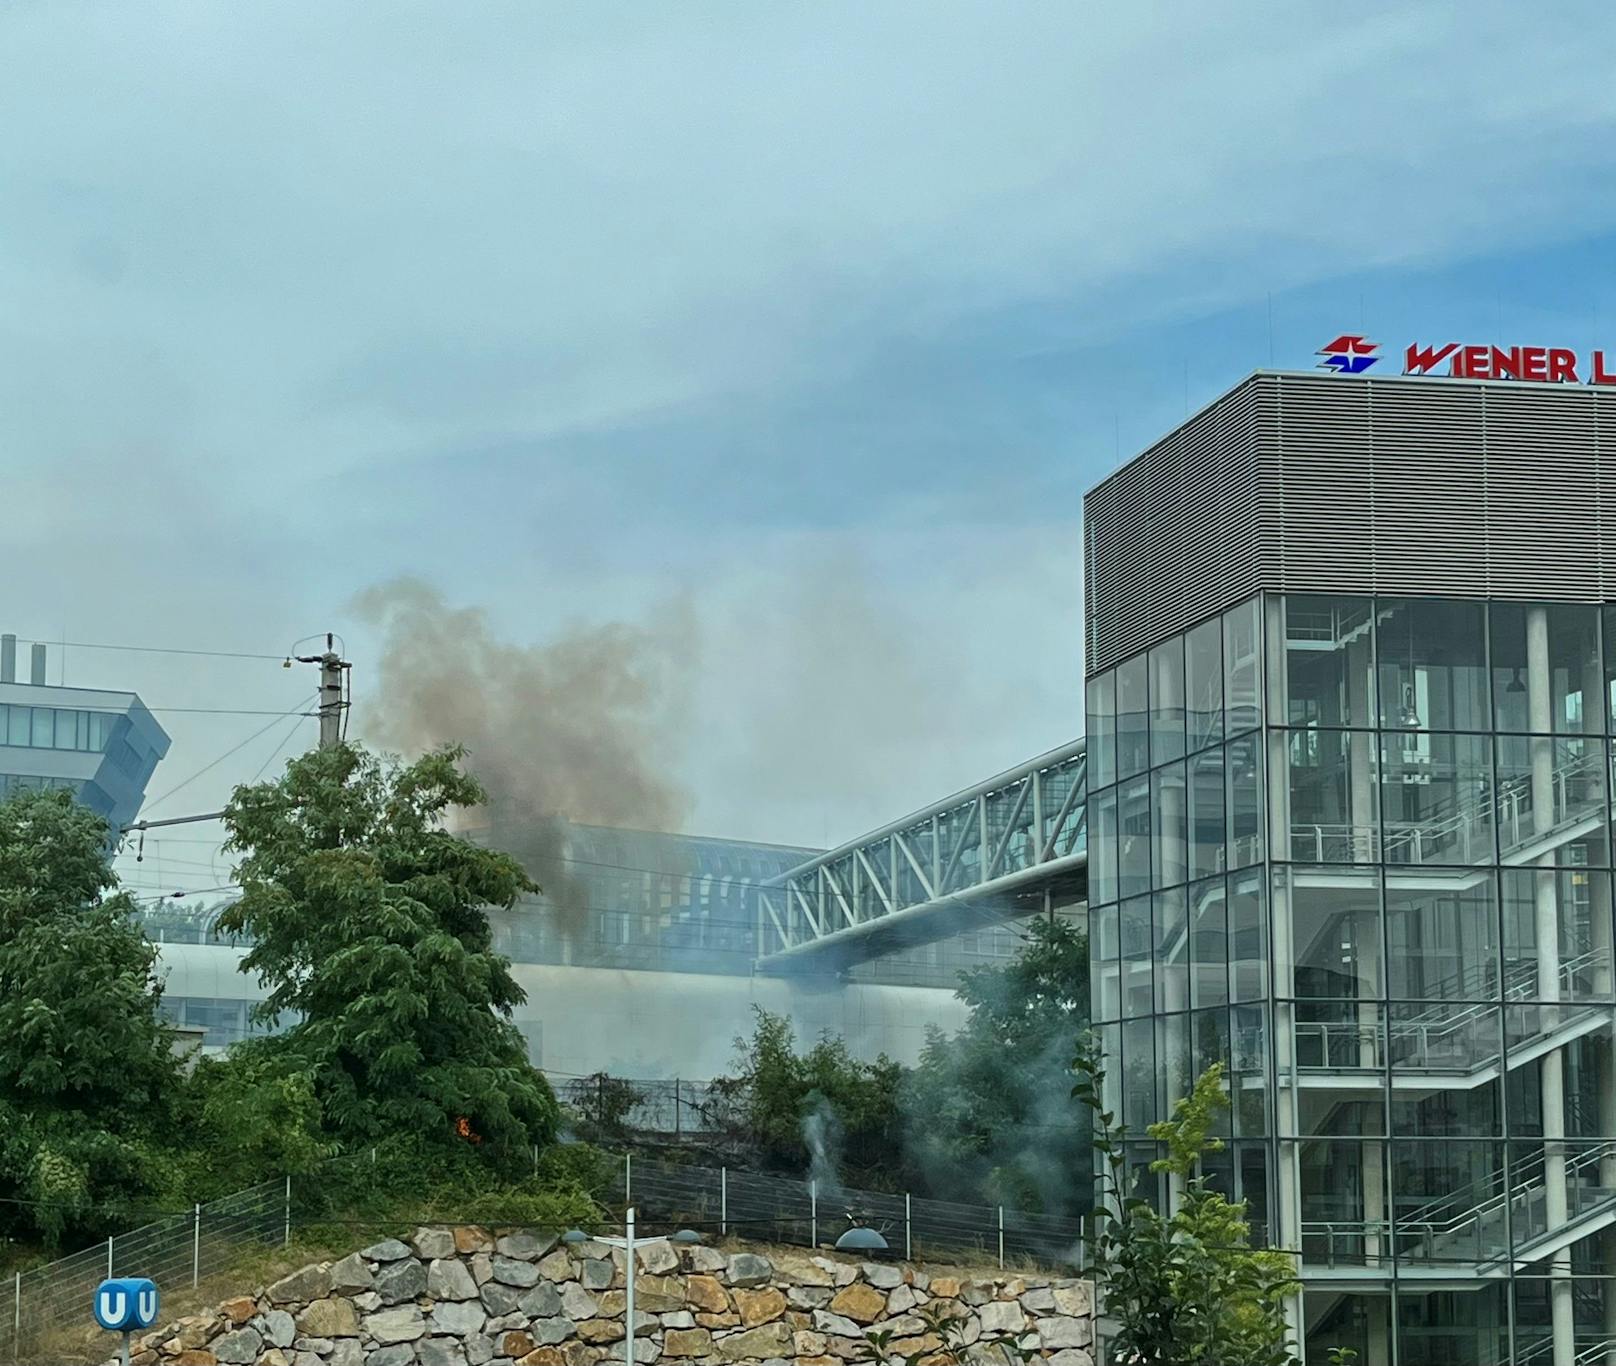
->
[[1528, 606, 1575, 1366], [1365, 1294, 1391, 1366]]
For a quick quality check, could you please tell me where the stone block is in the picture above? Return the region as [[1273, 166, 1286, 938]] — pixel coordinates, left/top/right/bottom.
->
[[810, 1312, 862, 1338], [471, 1255, 495, 1287], [170, 1354, 217, 1366], [633, 1241, 678, 1276], [1046, 1352, 1093, 1366], [354, 1294, 383, 1314], [479, 1284, 522, 1317], [785, 1288, 830, 1311], [431, 1301, 487, 1336], [518, 1352, 565, 1366], [377, 1261, 429, 1306], [660, 1329, 712, 1358], [211, 1329, 262, 1365], [927, 1279, 960, 1300], [466, 1336, 494, 1366], [177, 1315, 224, 1347], [270, 1267, 333, 1307], [793, 1331, 828, 1356], [455, 1228, 495, 1255], [677, 1246, 726, 1274], [417, 1339, 469, 1366], [495, 1233, 555, 1262], [714, 1323, 792, 1360], [731, 1289, 785, 1328], [332, 1342, 364, 1366], [293, 1340, 333, 1355], [365, 1347, 416, 1366], [574, 1322, 623, 1345], [661, 1312, 694, 1329], [365, 1308, 428, 1345], [486, 1315, 527, 1334], [536, 1251, 575, 1283], [826, 1285, 884, 1326], [491, 1257, 541, 1290], [722, 1254, 771, 1288], [859, 1265, 901, 1290], [500, 1334, 536, 1359], [886, 1285, 919, 1316], [602, 1341, 660, 1366], [1051, 1283, 1091, 1318], [363, 1241, 414, 1264], [520, 1285, 564, 1319], [559, 1285, 598, 1321], [977, 1302, 1025, 1336], [412, 1230, 457, 1262], [1018, 1288, 1054, 1314], [1035, 1318, 1091, 1349], [428, 1260, 479, 1302], [258, 1351, 292, 1366], [332, 1255, 377, 1296], [297, 1299, 361, 1339], [581, 1260, 613, 1292], [683, 1278, 728, 1315], [530, 1319, 576, 1346], [265, 1311, 296, 1348], [694, 1313, 738, 1329]]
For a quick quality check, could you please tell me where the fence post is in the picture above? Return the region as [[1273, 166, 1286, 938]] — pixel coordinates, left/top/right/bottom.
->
[[810, 1179, 817, 1249], [674, 1079, 681, 1142], [720, 1168, 728, 1237], [284, 1176, 292, 1247], [625, 1152, 632, 1205], [192, 1203, 201, 1288], [625, 1207, 637, 1366], [14, 1270, 20, 1363], [532, 1144, 539, 1175], [997, 1206, 1004, 1269], [905, 1193, 912, 1261], [106, 1236, 113, 1278]]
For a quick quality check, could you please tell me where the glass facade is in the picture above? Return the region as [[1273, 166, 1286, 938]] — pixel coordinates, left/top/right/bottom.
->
[[1088, 594, 1616, 1366]]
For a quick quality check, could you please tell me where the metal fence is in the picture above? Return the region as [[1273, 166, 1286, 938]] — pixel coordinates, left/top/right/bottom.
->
[[548, 1072, 735, 1139], [0, 1176, 287, 1366], [613, 1154, 1085, 1271]]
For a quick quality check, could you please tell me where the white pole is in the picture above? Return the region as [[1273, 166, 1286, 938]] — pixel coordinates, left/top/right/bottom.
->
[[810, 1179, 817, 1249], [625, 1152, 632, 1205], [14, 1270, 20, 1355], [106, 1237, 113, 1278], [625, 1207, 636, 1366], [997, 1206, 1005, 1269], [720, 1168, 728, 1237], [192, 1203, 201, 1288], [905, 1193, 912, 1261]]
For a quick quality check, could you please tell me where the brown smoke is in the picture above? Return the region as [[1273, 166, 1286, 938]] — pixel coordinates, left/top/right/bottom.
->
[[352, 578, 693, 934]]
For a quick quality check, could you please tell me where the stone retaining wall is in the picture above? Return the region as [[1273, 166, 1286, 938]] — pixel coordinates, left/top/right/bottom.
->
[[118, 1228, 1094, 1366]]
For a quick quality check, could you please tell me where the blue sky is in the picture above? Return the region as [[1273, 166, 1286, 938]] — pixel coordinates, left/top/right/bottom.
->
[[3, 3, 1615, 880]]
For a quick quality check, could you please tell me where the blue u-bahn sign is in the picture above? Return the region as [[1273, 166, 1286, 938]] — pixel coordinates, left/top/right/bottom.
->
[[94, 1279, 159, 1333]]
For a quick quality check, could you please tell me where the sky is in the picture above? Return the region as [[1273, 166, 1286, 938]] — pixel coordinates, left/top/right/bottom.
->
[[3, 2, 1616, 896]]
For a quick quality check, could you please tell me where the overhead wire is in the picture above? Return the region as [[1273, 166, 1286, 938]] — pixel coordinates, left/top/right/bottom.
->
[[141, 694, 318, 815], [9, 637, 287, 662]]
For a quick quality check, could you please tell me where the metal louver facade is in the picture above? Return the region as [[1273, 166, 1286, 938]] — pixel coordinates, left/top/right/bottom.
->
[[1084, 370, 1616, 674]]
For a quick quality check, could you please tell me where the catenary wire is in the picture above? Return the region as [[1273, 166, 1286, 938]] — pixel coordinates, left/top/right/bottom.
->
[[10, 637, 288, 662], [141, 695, 317, 814]]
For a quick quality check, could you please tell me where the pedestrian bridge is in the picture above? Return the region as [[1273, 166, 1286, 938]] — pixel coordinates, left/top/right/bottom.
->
[[752, 738, 1087, 971]]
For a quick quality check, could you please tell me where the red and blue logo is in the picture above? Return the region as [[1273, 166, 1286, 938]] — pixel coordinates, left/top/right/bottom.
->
[[1317, 335, 1379, 374]]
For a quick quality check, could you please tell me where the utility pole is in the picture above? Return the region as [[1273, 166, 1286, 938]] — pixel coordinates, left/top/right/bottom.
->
[[292, 633, 350, 750]]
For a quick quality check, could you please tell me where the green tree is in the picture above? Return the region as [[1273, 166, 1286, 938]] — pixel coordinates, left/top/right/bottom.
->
[[1073, 1049, 1298, 1366], [903, 916, 1089, 1211], [218, 743, 559, 1158], [720, 1008, 904, 1187], [0, 790, 183, 1245]]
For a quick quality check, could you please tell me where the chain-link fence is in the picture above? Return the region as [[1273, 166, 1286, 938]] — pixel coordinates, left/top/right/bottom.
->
[[612, 1154, 1085, 1270]]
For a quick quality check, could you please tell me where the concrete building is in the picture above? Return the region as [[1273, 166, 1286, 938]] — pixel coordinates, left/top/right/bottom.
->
[[0, 634, 170, 830], [1084, 370, 1616, 1366]]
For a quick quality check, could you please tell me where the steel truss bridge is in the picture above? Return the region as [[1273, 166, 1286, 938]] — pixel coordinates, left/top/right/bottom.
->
[[752, 738, 1087, 971]]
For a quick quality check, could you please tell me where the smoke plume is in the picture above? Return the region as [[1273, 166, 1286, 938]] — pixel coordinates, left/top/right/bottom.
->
[[352, 577, 693, 933]]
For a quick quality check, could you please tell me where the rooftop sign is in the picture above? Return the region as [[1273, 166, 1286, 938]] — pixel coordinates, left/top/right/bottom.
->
[[1318, 335, 1616, 385]]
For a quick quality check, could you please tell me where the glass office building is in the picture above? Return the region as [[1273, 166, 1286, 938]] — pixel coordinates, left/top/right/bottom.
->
[[1083, 373, 1616, 1366]]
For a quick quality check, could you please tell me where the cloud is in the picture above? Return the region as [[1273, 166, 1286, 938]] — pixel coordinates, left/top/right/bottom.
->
[[3, 2, 1616, 850]]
